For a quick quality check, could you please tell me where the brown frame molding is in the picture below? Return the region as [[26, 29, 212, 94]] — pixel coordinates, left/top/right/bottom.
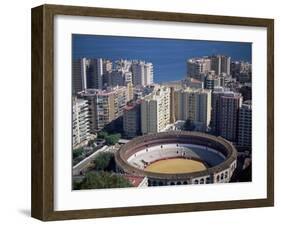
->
[[31, 4, 274, 221]]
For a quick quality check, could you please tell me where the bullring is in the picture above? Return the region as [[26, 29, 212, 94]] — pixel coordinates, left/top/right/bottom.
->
[[115, 131, 237, 186]]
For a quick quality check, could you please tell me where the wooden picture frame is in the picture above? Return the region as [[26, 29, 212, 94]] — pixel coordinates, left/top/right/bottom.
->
[[31, 4, 274, 221]]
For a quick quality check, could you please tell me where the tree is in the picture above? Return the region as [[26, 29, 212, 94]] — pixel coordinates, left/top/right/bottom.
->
[[105, 133, 121, 145], [97, 131, 108, 139], [97, 131, 121, 145], [87, 139, 95, 146], [72, 148, 84, 159], [94, 152, 114, 171], [183, 119, 196, 131], [72, 180, 82, 190], [77, 172, 132, 189]]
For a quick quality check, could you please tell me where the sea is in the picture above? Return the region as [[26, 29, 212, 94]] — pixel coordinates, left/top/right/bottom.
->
[[72, 34, 252, 83]]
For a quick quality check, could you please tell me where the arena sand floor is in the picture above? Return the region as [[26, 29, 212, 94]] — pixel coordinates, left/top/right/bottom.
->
[[144, 158, 206, 174]]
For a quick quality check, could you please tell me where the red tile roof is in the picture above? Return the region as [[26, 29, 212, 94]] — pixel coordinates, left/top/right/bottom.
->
[[123, 175, 144, 187]]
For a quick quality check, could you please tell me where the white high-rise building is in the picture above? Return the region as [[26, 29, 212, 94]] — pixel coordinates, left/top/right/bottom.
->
[[144, 62, 153, 85], [80, 58, 88, 90], [104, 59, 133, 87], [78, 86, 128, 132], [187, 57, 211, 81], [210, 55, 231, 75], [72, 97, 90, 148], [132, 61, 153, 86], [141, 86, 170, 134], [174, 88, 211, 131]]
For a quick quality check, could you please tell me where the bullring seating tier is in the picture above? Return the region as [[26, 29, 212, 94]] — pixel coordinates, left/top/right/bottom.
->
[[127, 143, 225, 170]]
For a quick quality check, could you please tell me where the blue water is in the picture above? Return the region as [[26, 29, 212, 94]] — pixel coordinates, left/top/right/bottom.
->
[[72, 34, 252, 83]]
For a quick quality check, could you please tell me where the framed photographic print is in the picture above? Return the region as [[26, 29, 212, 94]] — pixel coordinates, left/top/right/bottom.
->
[[31, 4, 274, 221]]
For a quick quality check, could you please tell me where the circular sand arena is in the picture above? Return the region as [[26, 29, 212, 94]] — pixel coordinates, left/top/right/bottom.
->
[[144, 158, 206, 174]]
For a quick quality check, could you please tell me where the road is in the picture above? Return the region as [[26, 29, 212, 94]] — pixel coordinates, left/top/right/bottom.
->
[[72, 145, 109, 176]]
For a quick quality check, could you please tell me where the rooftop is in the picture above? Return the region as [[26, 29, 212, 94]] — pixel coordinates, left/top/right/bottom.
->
[[123, 175, 145, 187], [78, 86, 127, 96]]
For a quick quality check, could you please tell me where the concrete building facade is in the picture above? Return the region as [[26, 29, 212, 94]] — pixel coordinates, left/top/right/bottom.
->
[[72, 98, 90, 148], [238, 101, 252, 147], [88, 58, 103, 89], [78, 86, 128, 132], [72, 58, 89, 94], [174, 88, 211, 131], [185, 77, 204, 89], [211, 90, 242, 142], [141, 86, 170, 134], [187, 57, 211, 81], [123, 101, 142, 138], [204, 72, 221, 90], [132, 61, 154, 86], [210, 55, 231, 75]]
